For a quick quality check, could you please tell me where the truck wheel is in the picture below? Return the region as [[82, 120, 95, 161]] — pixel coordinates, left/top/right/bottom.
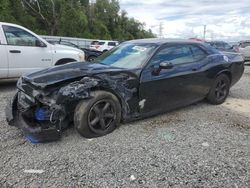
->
[[206, 74, 230, 105], [87, 56, 96, 62], [74, 91, 121, 138]]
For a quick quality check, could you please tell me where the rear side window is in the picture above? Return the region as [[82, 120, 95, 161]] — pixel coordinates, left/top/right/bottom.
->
[[208, 42, 231, 50], [2, 25, 38, 46], [214, 42, 223, 49], [108, 42, 116, 46], [98, 42, 105, 45], [208, 42, 215, 47], [190, 45, 207, 61], [149, 45, 194, 66], [91, 41, 99, 45], [209, 42, 223, 49], [224, 43, 232, 50]]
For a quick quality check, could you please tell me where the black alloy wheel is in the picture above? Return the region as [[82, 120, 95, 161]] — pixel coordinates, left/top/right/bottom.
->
[[206, 74, 230, 105], [214, 79, 227, 101], [88, 100, 116, 134], [74, 91, 121, 138]]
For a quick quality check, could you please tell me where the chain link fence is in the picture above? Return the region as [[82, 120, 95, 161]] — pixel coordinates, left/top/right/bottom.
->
[[40, 35, 97, 49]]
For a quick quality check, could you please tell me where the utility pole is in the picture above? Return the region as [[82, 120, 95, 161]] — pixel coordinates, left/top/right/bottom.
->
[[203, 25, 206, 40], [89, 0, 96, 31], [210, 30, 214, 40], [159, 22, 163, 38]]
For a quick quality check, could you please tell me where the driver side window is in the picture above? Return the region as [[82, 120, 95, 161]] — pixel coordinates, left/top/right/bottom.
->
[[3, 25, 39, 46], [148, 45, 194, 67]]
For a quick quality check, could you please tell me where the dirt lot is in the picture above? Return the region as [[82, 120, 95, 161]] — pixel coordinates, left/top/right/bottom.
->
[[0, 67, 249, 188]]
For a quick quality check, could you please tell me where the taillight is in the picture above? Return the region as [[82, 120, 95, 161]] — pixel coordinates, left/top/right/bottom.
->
[[234, 47, 240, 53]]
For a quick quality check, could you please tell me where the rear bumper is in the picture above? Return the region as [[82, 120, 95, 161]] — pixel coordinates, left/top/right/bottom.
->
[[5, 92, 61, 143]]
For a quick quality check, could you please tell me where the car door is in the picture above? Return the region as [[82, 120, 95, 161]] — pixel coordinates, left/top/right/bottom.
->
[[2, 25, 53, 78], [139, 44, 209, 115], [0, 26, 8, 78]]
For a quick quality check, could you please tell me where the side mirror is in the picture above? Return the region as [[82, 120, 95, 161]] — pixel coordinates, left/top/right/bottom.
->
[[36, 40, 47, 47], [159, 62, 174, 69], [151, 61, 173, 76]]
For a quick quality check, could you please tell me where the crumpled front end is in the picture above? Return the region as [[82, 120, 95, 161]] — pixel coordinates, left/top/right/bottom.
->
[[5, 91, 66, 143], [5, 75, 77, 143], [5, 71, 138, 143]]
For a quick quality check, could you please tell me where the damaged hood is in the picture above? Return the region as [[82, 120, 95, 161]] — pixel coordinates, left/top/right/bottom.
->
[[22, 62, 127, 88]]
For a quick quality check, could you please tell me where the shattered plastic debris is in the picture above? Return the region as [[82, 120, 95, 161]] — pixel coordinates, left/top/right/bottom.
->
[[202, 142, 210, 147], [130, 175, 136, 181], [158, 130, 176, 142], [24, 169, 45, 174]]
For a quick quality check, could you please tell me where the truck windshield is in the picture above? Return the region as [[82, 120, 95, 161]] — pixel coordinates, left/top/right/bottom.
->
[[96, 43, 157, 69]]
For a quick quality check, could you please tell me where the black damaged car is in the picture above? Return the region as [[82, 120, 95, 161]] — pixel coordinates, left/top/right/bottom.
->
[[6, 39, 244, 143]]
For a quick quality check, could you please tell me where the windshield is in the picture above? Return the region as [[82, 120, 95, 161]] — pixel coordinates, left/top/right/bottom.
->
[[95, 43, 158, 69]]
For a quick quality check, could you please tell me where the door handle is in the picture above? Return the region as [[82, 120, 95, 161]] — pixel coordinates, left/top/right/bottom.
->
[[9, 50, 21, 53]]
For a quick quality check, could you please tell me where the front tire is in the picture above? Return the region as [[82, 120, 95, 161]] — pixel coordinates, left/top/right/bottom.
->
[[206, 74, 230, 105], [74, 91, 121, 138]]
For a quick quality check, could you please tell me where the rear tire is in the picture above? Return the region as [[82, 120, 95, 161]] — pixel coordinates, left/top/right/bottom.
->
[[87, 56, 96, 62], [74, 91, 121, 138], [206, 74, 230, 105]]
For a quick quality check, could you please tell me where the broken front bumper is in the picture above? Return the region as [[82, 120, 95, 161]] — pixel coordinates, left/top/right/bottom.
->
[[5, 92, 62, 143]]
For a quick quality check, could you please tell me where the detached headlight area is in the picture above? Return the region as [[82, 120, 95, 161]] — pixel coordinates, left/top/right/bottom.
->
[[6, 89, 68, 143]]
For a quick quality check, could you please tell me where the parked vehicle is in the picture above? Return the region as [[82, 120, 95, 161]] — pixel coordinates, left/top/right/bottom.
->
[[90, 40, 119, 52], [82, 48, 103, 61], [6, 39, 244, 142], [0, 22, 85, 79], [47, 39, 81, 49], [47, 40, 102, 61], [206, 41, 239, 53], [238, 41, 250, 61]]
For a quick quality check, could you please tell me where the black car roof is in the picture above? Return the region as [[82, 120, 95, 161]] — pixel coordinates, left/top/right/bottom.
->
[[125, 38, 203, 45], [207, 41, 229, 44]]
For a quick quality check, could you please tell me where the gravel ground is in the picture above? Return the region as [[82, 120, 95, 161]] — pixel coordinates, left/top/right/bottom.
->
[[0, 67, 250, 188]]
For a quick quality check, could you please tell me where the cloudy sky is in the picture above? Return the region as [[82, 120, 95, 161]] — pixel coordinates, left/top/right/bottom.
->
[[119, 0, 250, 41]]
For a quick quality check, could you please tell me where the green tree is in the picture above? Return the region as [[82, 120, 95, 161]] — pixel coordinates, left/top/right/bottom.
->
[[0, 0, 155, 40], [0, 0, 15, 22], [58, 2, 88, 37]]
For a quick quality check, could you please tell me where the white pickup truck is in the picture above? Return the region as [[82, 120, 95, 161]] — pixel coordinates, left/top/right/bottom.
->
[[0, 22, 85, 79]]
